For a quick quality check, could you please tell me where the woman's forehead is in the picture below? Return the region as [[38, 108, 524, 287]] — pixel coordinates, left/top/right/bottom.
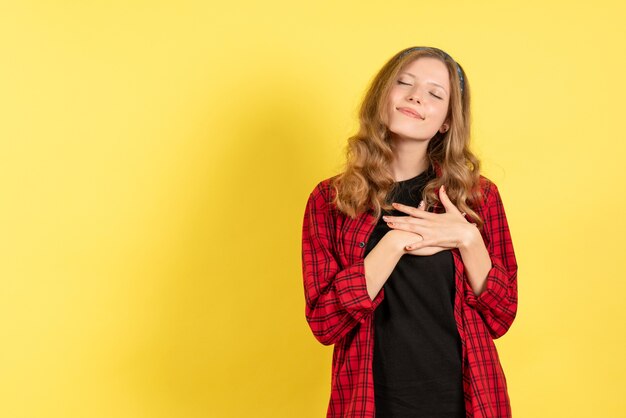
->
[[400, 58, 451, 87]]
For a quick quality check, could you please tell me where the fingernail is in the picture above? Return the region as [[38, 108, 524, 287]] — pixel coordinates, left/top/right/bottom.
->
[[418, 200, 424, 208]]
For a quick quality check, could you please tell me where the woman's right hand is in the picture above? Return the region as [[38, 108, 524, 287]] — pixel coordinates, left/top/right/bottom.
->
[[385, 229, 450, 256]]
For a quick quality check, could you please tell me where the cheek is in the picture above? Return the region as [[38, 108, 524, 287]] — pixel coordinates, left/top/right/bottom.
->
[[440, 100, 451, 114], [388, 92, 406, 112], [388, 89, 404, 104], [430, 102, 449, 120], [386, 97, 398, 116]]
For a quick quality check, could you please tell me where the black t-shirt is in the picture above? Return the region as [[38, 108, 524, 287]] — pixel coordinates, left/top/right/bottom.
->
[[364, 165, 465, 417]]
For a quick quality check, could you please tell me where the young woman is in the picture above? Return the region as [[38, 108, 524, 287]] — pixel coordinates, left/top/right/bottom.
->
[[301, 46, 518, 417]]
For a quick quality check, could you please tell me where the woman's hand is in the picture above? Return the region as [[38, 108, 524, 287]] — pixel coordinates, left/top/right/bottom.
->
[[383, 185, 477, 253], [405, 240, 450, 256], [383, 229, 444, 256], [384, 229, 448, 256]]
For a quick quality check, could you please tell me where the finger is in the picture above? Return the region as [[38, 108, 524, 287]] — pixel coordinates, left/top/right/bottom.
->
[[405, 241, 421, 250], [405, 239, 434, 250], [387, 217, 428, 228], [438, 185, 462, 216], [386, 221, 426, 234], [406, 244, 448, 253], [383, 215, 422, 223], [391, 202, 433, 219], [405, 240, 423, 251], [438, 185, 453, 209], [417, 239, 441, 250]]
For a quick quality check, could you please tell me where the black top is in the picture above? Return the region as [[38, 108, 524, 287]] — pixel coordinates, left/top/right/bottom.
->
[[364, 165, 465, 417]]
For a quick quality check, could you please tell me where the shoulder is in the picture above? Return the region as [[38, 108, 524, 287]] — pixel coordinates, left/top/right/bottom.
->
[[308, 174, 340, 203], [476, 174, 502, 211], [478, 174, 499, 199], [303, 175, 344, 236]]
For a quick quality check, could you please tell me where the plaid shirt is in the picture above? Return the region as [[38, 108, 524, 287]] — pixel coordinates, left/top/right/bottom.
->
[[301, 163, 518, 418]]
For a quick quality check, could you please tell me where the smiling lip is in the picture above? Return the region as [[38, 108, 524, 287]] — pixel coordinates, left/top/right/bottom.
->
[[397, 107, 424, 119]]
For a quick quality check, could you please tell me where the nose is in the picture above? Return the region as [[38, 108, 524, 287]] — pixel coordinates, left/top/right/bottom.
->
[[407, 90, 421, 103]]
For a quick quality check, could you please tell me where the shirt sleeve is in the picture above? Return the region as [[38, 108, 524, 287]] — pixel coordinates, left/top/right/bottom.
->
[[463, 181, 519, 339], [301, 183, 385, 346]]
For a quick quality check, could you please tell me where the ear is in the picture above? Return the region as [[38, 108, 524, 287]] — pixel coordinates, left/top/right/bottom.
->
[[440, 118, 451, 133]]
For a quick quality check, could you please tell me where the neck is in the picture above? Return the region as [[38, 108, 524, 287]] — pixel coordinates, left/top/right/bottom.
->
[[389, 136, 430, 182]]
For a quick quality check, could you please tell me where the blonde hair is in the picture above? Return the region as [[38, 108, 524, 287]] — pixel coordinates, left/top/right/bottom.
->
[[330, 46, 486, 231]]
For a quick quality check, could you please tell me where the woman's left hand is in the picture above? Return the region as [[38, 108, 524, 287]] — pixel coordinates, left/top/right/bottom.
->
[[383, 185, 477, 251]]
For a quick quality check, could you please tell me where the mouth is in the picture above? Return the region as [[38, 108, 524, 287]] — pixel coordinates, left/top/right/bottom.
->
[[396, 107, 424, 120]]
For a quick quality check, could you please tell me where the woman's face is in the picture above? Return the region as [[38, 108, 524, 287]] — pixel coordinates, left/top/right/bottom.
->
[[385, 57, 451, 142]]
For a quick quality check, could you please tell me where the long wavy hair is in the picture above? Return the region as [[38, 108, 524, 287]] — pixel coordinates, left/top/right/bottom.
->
[[330, 46, 486, 231]]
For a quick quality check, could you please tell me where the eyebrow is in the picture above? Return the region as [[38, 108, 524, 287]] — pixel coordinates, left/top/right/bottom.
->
[[400, 72, 448, 93]]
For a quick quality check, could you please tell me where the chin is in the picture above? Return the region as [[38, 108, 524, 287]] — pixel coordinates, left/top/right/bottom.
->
[[388, 127, 433, 142]]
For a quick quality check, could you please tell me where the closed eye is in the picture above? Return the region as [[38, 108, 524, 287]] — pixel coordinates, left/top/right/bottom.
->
[[396, 81, 442, 100]]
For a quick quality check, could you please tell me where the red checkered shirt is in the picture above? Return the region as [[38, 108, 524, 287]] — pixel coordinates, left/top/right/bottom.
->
[[301, 164, 518, 417]]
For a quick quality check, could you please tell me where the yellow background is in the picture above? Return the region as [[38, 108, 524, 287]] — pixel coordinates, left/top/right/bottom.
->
[[1, 1, 624, 417]]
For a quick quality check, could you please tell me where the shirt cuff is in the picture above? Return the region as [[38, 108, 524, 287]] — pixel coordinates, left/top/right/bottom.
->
[[334, 258, 385, 320], [465, 256, 509, 312]]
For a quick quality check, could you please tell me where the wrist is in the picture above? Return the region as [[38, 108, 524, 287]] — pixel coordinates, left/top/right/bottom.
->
[[383, 230, 409, 258], [459, 223, 481, 250]]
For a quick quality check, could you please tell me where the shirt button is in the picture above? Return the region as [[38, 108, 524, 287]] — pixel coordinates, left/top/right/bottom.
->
[[359, 241, 365, 248]]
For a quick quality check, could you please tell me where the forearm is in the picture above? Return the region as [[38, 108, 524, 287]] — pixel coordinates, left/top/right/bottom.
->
[[458, 225, 492, 296], [364, 232, 404, 301]]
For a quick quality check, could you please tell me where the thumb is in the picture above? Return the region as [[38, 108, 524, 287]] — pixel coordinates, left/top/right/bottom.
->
[[406, 239, 429, 250], [439, 185, 460, 214]]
